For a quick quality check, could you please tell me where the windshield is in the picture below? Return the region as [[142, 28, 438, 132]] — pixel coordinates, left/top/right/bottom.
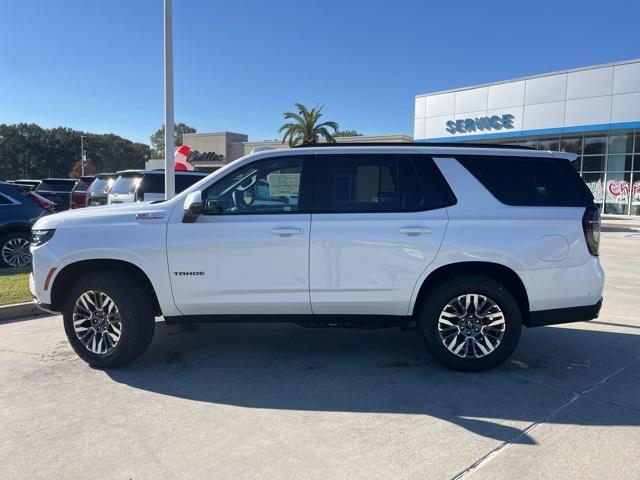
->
[[37, 180, 75, 192], [88, 177, 114, 194], [111, 175, 142, 195]]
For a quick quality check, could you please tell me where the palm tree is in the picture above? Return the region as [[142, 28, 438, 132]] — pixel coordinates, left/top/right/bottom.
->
[[278, 103, 339, 146]]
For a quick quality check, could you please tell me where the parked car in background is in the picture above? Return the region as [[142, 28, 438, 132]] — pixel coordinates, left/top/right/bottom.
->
[[35, 178, 77, 211], [8, 179, 41, 190], [0, 182, 53, 267], [108, 170, 207, 204], [86, 173, 116, 207], [69, 176, 95, 209]]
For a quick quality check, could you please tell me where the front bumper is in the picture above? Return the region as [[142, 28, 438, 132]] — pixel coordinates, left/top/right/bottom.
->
[[29, 272, 57, 313], [527, 298, 603, 328]]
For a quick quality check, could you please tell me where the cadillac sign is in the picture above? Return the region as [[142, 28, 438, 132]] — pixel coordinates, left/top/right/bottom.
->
[[446, 114, 515, 134]]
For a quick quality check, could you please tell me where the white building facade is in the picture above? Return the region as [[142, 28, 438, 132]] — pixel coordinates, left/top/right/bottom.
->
[[414, 59, 640, 216]]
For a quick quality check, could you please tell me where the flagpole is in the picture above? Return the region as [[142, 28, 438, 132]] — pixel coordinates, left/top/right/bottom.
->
[[164, 0, 175, 199]]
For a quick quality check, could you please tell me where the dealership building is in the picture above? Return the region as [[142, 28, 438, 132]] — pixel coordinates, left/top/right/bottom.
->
[[414, 58, 640, 216]]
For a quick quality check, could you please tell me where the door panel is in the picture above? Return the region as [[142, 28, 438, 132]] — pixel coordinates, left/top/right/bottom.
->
[[167, 155, 312, 315], [309, 211, 447, 315], [168, 214, 311, 315], [308, 153, 451, 315]]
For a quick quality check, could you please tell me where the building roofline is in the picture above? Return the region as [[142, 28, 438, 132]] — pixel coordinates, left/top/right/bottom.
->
[[243, 134, 413, 146], [416, 58, 640, 98], [183, 131, 247, 137]]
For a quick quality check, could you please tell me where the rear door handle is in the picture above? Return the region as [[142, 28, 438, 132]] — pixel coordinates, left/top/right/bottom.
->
[[398, 227, 431, 236], [271, 227, 304, 236]]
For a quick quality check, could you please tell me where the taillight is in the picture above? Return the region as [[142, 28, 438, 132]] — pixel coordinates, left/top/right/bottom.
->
[[27, 192, 55, 213], [582, 207, 600, 256], [70, 192, 86, 209]]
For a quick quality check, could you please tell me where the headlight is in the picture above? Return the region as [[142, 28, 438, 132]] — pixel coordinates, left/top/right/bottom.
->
[[31, 229, 55, 247]]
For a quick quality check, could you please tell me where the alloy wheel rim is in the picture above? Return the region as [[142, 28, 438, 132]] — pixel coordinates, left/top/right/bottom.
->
[[72, 290, 122, 355], [437, 294, 506, 359], [1, 238, 32, 267]]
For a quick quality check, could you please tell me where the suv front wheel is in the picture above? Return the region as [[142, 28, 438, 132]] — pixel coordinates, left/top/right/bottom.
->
[[63, 270, 155, 368], [417, 274, 522, 372]]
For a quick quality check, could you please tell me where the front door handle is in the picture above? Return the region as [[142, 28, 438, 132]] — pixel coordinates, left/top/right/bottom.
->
[[398, 227, 431, 236], [271, 227, 304, 236]]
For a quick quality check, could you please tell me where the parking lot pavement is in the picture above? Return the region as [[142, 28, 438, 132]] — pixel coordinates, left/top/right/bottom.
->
[[1, 231, 639, 480]]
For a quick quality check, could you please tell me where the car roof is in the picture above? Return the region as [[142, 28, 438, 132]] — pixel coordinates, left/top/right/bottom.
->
[[291, 141, 534, 150], [114, 169, 207, 176], [40, 178, 78, 182], [277, 142, 576, 161]]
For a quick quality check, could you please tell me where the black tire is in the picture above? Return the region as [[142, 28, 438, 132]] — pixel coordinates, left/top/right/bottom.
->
[[0, 230, 32, 268], [417, 274, 522, 372], [63, 270, 155, 368]]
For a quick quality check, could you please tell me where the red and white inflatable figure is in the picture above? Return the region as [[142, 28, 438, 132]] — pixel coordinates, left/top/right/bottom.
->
[[174, 145, 192, 171]]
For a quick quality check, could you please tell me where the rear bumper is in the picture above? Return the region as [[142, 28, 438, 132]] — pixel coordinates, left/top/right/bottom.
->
[[527, 298, 603, 328]]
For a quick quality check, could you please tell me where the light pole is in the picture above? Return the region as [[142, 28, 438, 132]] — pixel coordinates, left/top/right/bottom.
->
[[164, 0, 175, 199], [80, 135, 86, 177]]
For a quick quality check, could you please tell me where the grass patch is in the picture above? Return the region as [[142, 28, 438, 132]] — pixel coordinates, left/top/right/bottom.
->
[[0, 267, 32, 306]]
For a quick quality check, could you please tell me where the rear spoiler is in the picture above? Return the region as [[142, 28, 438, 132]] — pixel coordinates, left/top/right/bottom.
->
[[549, 151, 578, 161]]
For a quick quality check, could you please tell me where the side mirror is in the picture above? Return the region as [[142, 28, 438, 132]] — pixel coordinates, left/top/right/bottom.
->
[[183, 190, 203, 223]]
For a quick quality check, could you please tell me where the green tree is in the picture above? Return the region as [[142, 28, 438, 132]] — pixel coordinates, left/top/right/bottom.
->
[[278, 103, 339, 146], [0, 123, 149, 180], [150, 123, 197, 158], [335, 129, 363, 137]]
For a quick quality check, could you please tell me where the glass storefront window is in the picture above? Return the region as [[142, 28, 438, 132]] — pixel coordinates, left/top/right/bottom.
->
[[582, 156, 605, 171], [569, 157, 581, 172], [609, 134, 634, 154], [561, 136, 582, 154], [582, 172, 605, 207], [538, 138, 560, 150], [584, 136, 607, 155], [604, 172, 631, 215], [630, 174, 640, 216], [607, 154, 633, 171], [634, 155, 640, 172], [635, 134, 640, 153]]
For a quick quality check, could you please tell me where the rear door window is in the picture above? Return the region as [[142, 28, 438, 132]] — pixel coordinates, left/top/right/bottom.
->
[[312, 154, 455, 213], [457, 155, 595, 207]]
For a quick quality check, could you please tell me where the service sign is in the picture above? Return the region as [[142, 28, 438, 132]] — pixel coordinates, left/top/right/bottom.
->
[[446, 114, 515, 134]]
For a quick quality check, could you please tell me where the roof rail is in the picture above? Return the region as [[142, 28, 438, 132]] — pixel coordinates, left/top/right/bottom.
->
[[291, 141, 534, 150]]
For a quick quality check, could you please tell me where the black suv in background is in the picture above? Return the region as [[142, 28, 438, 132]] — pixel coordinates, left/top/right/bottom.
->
[[0, 182, 53, 267], [35, 178, 77, 211], [69, 175, 95, 209], [86, 173, 116, 206]]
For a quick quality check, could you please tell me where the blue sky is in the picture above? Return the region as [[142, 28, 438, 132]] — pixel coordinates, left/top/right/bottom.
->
[[1, 0, 638, 145]]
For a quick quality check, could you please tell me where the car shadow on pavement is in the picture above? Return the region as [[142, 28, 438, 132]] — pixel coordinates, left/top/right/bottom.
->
[[106, 321, 640, 444]]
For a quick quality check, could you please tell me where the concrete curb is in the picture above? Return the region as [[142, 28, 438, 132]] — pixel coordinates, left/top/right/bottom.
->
[[0, 302, 53, 322]]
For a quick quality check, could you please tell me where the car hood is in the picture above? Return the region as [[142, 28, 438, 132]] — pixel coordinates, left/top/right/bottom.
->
[[32, 201, 174, 230]]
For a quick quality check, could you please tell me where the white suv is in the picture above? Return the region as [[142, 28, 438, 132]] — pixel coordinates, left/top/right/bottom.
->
[[29, 144, 604, 371]]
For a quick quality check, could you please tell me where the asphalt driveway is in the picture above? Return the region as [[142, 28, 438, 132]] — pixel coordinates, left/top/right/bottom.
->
[[1, 229, 639, 479]]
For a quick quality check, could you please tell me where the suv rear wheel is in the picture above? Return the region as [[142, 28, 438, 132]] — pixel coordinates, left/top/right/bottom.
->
[[0, 231, 32, 268], [417, 274, 521, 371], [63, 270, 155, 368]]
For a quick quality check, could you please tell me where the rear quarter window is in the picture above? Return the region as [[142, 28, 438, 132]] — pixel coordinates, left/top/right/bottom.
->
[[457, 155, 595, 207]]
